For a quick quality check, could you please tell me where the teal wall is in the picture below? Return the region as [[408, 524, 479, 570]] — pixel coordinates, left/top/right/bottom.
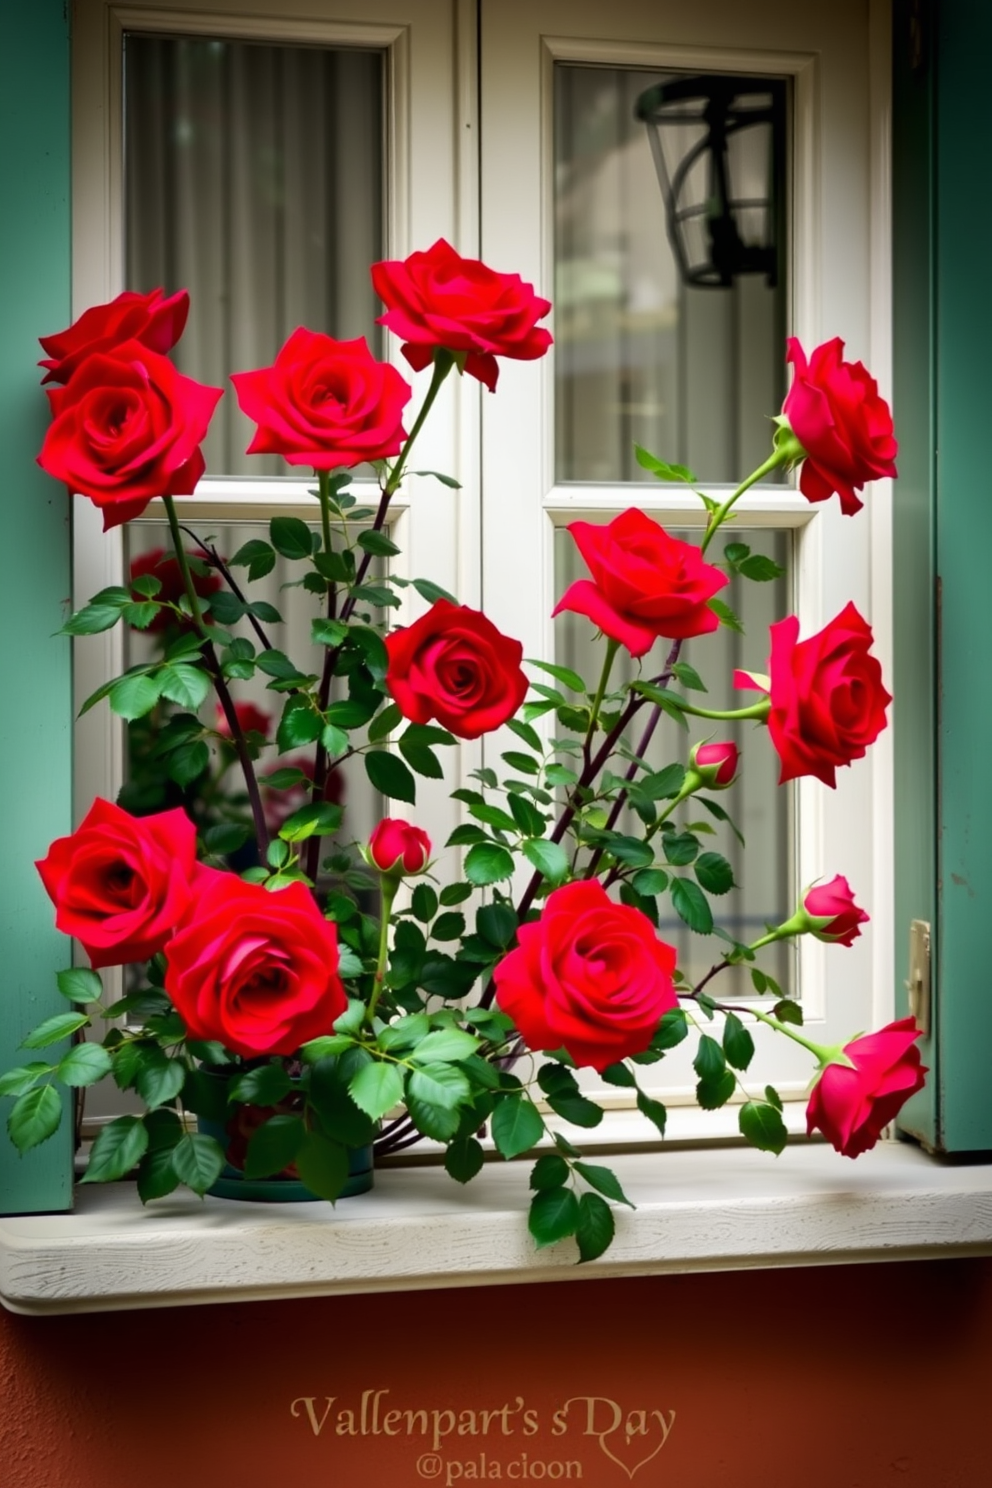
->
[[0, 2, 74, 1210]]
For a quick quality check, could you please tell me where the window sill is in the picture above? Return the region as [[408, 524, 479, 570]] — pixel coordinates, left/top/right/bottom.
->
[[3, 1140, 991, 1315]]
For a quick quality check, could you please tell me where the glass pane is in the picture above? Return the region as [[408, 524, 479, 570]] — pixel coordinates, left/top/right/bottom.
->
[[554, 65, 786, 484], [554, 525, 794, 1000], [122, 520, 381, 889], [124, 34, 384, 476]]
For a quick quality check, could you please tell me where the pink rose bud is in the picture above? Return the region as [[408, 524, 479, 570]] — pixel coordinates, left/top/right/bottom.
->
[[368, 818, 432, 876], [691, 741, 739, 789], [802, 875, 869, 946]]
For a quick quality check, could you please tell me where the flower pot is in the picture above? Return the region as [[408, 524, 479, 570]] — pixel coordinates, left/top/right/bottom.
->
[[196, 1069, 373, 1203]]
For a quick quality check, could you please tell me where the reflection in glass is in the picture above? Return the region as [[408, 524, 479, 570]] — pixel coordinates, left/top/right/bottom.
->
[[554, 65, 787, 484], [122, 521, 382, 880], [124, 35, 384, 476], [554, 525, 794, 1000]]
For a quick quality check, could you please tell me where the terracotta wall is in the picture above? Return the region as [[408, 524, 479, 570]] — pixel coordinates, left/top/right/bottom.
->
[[2, 1258, 991, 1488]]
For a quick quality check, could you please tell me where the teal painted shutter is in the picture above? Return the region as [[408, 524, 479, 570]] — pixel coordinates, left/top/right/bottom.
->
[[895, 0, 992, 1152], [0, 2, 74, 1213]]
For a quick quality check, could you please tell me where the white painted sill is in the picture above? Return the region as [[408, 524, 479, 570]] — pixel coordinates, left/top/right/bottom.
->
[[3, 1139, 992, 1314]]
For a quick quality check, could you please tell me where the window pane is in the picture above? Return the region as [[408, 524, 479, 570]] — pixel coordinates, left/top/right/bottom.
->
[[124, 34, 384, 476], [554, 525, 794, 999], [554, 64, 786, 484]]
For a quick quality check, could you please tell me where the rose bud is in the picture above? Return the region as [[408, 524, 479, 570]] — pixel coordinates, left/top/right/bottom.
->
[[806, 1018, 927, 1157], [690, 740, 739, 789], [367, 818, 432, 876], [801, 875, 870, 946]]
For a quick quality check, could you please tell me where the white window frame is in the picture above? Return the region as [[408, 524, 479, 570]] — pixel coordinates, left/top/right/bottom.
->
[[70, 0, 894, 1143]]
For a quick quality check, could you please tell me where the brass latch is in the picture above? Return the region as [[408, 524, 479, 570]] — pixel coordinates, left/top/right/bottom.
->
[[906, 919, 931, 1037]]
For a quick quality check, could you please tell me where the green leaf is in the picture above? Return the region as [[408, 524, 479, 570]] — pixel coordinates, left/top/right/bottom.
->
[[574, 1160, 634, 1208], [600, 1062, 636, 1089], [662, 832, 698, 867], [407, 1062, 471, 1111], [738, 553, 785, 582], [506, 718, 543, 752], [56, 967, 104, 1005], [137, 1146, 183, 1203], [576, 1191, 616, 1262], [296, 1132, 352, 1201], [411, 1029, 479, 1063], [109, 671, 163, 722], [470, 802, 520, 833], [270, 515, 315, 560], [279, 801, 343, 842], [521, 838, 569, 884], [506, 792, 546, 835], [476, 902, 518, 948], [773, 998, 804, 1026], [694, 1034, 726, 1082], [56, 1042, 112, 1087], [633, 445, 697, 483], [440, 881, 473, 907], [170, 1132, 226, 1195], [631, 868, 669, 897], [61, 601, 126, 635], [228, 1064, 293, 1106], [411, 577, 459, 606], [405, 1091, 463, 1142], [358, 529, 401, 557], [6, 1085, 62, 1152], [723, 1012, 755, 1071], [695, 851, 736, 895], [321, 724, 350, 758], [765, 1084, 784, 1112], [502, 750, 539, 776], [364, 750, 417, 804], [410, 883, 438, 922], [709, 597, 744, 634], [671, 877, 713, 934], [654, 1009, 689, 1050], [135, 1054, 187, 1109], [530, 1153, 570, 1190], [21, 1011, 90, 1049], [263, 766, 309, 792], [412, 468, 462, 489], [349, 1061, 405, 1120], [491, 1095, 544, 1158], [445, 1137, 485, 1184], [158, 663, 210, 710], [277, 696, 322, 750], [636, 1090, 668, 1137], [739, 1100, 789, 1154], [464, 842, 515, 886], [81, 1114, 149, 1182], [671, 661, 707, 692], [122, 601, 160, 630], [398, 737, 444, 779], [608, 836, 655, 868], [169, 740, 211, 786], [640, 764, 687, 800], [0, 1063, 52, 1098], [527, 658, 585, 693], [243, 1113, 305, 1179], [368, 702, 403, 743], [544, 1091, 604, 1128], [230, 538, 276, 581], [528, 1186, 580, 1248], [696, 1070, 737, 1110]]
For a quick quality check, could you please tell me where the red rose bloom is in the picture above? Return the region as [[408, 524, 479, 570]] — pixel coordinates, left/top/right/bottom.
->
[[230, 329, 411, 469], [691, 741, 739, 788], [806, 1018, 927, 1157], [783, 337, 898, 517], [164, 870, 346, 1058], [385, 600, 528, 740], [130, 548, 222, 632], [493, 880, 678, 1072], [36, 798, 198, 968], [38, 342, 222, 529], [553, 510, 728, 658], [39, 287, 190, 385], [368, 818, 432, 875], [372, 238, 552, 392], [802, 874, 869, 946], [738, 602, 891, 787]]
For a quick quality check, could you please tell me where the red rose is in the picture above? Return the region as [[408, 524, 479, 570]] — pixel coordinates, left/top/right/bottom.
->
[[38, 342, 222, 529], [215, 701, 271, 740], [552, 510, 728, 657], [368, 818, 432, 875], [39, 287, 190, 385], [691, 741, 739, 788], [230, 329, 411, 469], [130, 548, 222, 632], [737, 602, 891, 787], [36, 798, 198, 968], [802, 875, 869, 946], [806, 1017, 927, 1157], [372, 238, 552, 391], [783, 337, 898, 517], [492, 880, 678, 1071], [164, 870, 347, 1058], [385, 600, 528, 740]]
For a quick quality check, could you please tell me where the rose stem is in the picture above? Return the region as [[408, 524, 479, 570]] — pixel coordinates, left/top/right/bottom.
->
[[178, 524, 274, 653], [162, 493, 270, 857], [700, 446, 790, 555]]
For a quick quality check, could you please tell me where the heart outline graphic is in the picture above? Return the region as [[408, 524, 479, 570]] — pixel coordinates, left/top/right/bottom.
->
[[596, 1410, 676, 1480]]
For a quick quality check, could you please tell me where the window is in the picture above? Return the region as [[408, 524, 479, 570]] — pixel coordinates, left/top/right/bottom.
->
[[70, 0, 892, 1141]]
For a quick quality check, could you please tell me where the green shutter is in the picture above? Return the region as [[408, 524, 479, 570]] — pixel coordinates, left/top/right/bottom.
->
[[894, 0, 992, 1151], [0, 1, 74, 1212]]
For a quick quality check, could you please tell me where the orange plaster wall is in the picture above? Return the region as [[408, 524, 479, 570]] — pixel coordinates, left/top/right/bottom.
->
[[2, 1258, 991, 1488]]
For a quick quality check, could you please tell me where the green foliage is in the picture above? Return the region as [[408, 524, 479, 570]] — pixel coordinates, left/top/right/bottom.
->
[[445, 1137, 485, 1184], [365, 749, 417, 804], [81, 1115, 149, 1183], [55, 968, 103, 1005], [7, 1084, 62, 1152], [722, 1012, 755, 1071], [243, 1114, 305, 1179], [171, 1132, 226, 1195], [530, 1153, 570, 1190], [528, 1186, 580, 1248], [739, 1100, 788, 1154], [670, 877, 713, 934], [21, 1012, 90, 1049], [228, 1064, 293, 1106], [491, 1096, 544, 1158], [57, 1043, 112, 1087], [464, 842, 515, 885], [576, 1191, 615, 1262]]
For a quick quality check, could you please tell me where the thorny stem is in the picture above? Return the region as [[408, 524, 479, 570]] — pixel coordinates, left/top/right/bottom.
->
[[178, 525, 274, 653], [163, 495, 270, 856]]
